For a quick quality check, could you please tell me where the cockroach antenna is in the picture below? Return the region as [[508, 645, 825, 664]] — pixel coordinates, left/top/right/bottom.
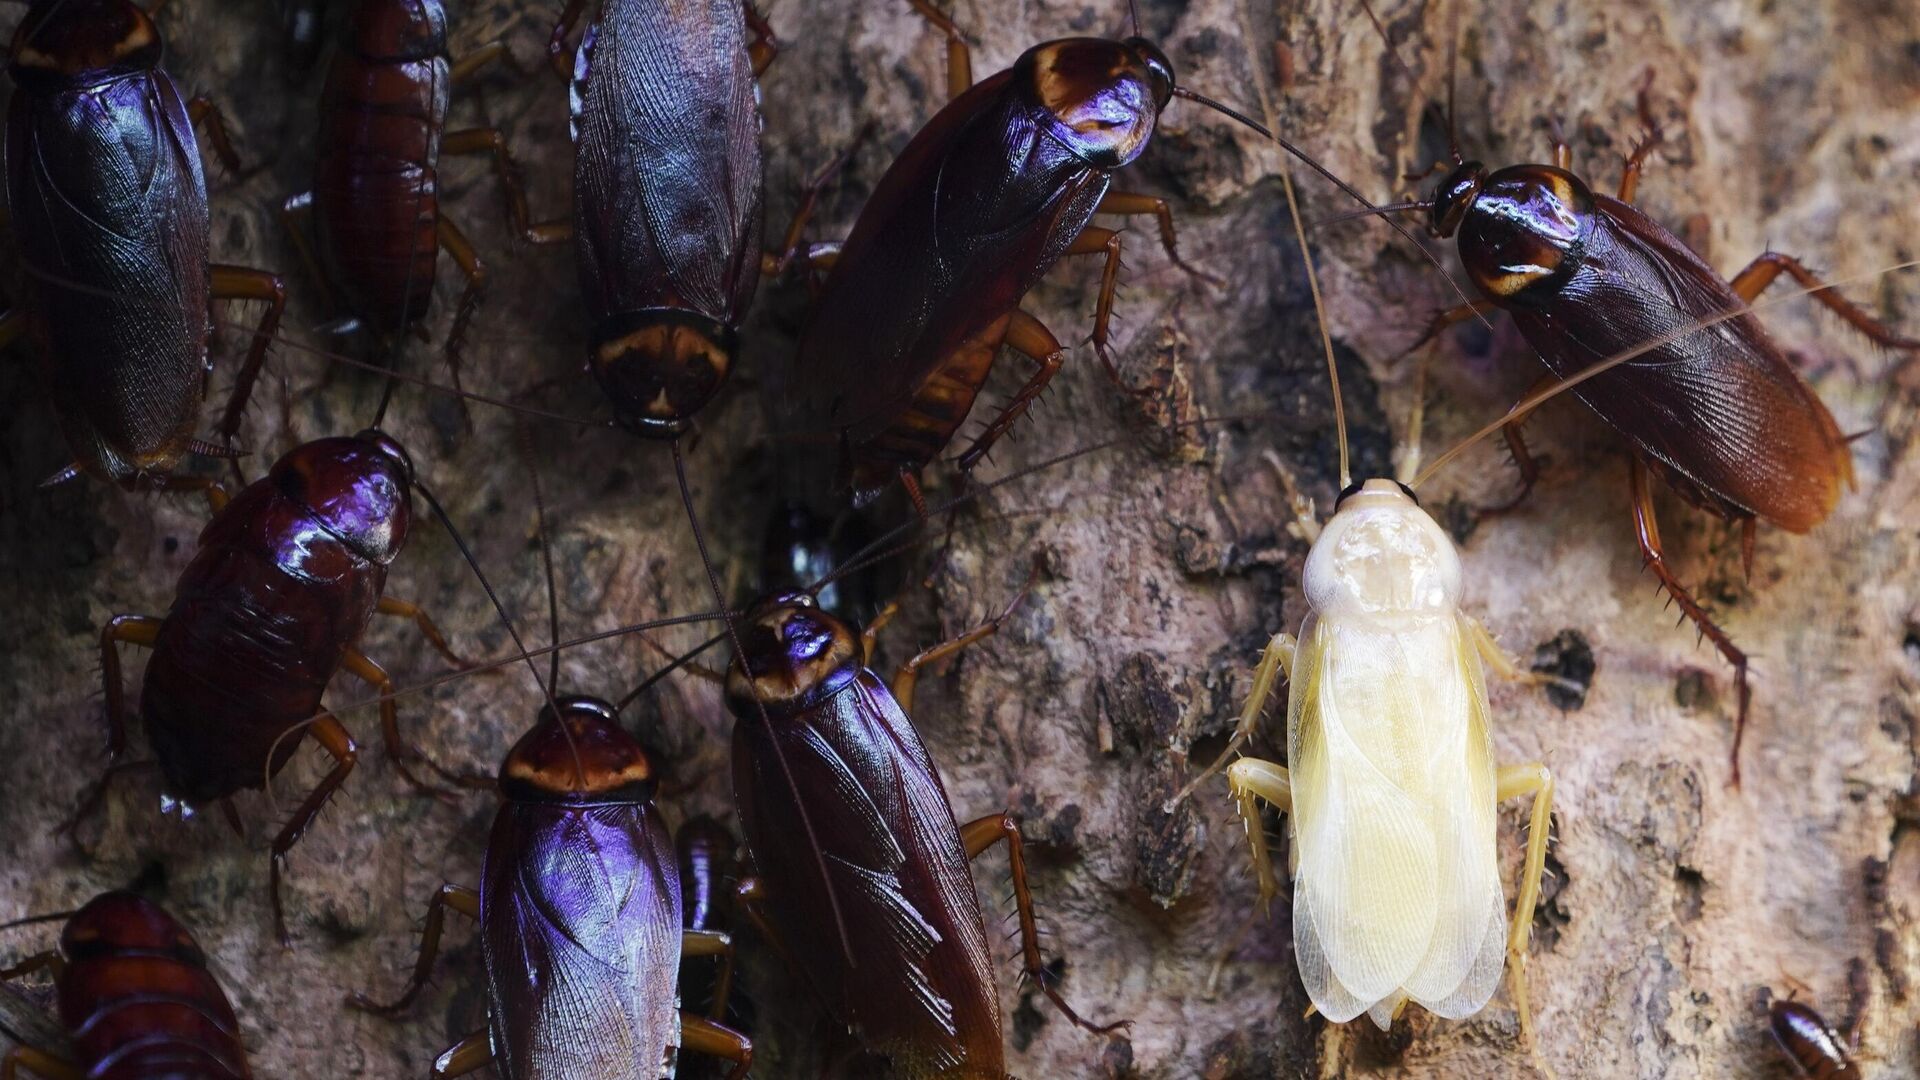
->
[[513, 419, 588, 788]]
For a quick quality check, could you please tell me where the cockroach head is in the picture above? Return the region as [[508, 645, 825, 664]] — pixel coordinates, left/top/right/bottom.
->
[[61, 892, 204, 966], [10, 0, 161, 88], [590, 310, 737, 439], [500, 695, 657, 803], [1426, 160, 1485, 238], [725, 592, 861, 717], [1305, 478, 1460, 617], [1019, 37, 1170, 168], [352, 0, 449, 62], [1453, 165, 1593, 300], [273, 435, 415, 565]]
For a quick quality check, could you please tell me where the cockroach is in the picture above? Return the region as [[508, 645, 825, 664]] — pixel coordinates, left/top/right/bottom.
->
[[1, 0, 287, 493], [351, 465, 752, 1080], [724, 585, 1123, 1077], [790, 0, 1252, 511], [1768, 976, 1863, 1079], [89, 430, 479, 943], [0, 892, 252, 1078], [677, 814, 756, 1078], [281, 0, 541, 389], [1304, 10, 1920, 780]]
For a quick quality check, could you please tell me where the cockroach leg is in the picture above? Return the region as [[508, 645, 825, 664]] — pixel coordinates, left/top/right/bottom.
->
[[1477, 375, 1556, 517], [0, 950, 65, 983], [99, 615, 163, 758], [1495, 761, 1555, 1049], [440, 127, 545, 245], [859, 601, 901, 665], [1396, 344, 1431, 483], [763, 138, 866, 277], [547, 0, 592, 78], [888, 578, 1030, 712], [733, 874, 801, 972], [1617, 125, 1664, 204], [742, 2, 779, 76], [269, 713, 358, 945], [374, 596, 472, 668], [137, 472, 230, 516], [1224, 757, 1292, 911], [1727, 252, 1920, 352], [680, 1012, 754, 1080], [55, 762, 156, 840], [1169, 631, 1296, 808], [183, 96, 242, 177], [1261, 451, 1321, 543], [347, 883, 481, 1016], [1093, 190, 1221, 288], [682, 929, 738, 1021], [1630, 458, 1750, 784], [447, 41, 512, 85], [1399, 298, 1494, 359], [0, 1046, 82, 1080], [339, 646, 462, 800], [1464, 613, 1583, 696], [906, 0, 973, 100], [432, 216, 486, 409], [208, 265, 289, 481], [957, 812, 1126, 1034], [428, 1031, 491, 1079], [280, 192, 338, 313], [955, 310, 1066, 473]]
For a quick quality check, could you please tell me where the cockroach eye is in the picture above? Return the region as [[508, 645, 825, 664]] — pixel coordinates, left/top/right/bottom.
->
[[1124, 37, 1176, 108]]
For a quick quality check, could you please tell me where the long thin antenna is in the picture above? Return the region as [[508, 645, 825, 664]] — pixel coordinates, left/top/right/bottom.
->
[[0, 909, 78, 933], [517, 422, 563, 694], [1236, 0, 1347, 487], [1411, 259, 1920, 489], [670, 437, 856, 967]]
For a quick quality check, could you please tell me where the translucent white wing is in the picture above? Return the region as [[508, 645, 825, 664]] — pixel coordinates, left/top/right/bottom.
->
[[1287, 612, 1503, 1025]]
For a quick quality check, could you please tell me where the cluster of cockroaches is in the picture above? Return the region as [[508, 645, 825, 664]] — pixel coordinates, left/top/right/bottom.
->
[[0, 0, 1909, 1075]]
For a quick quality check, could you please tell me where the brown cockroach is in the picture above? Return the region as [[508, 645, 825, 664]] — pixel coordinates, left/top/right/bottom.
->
[[1249, 6, 1920, 781], [1, 0, 287, 494], [281, 0, 542, 390], [87, 430, 486, 943], [1768, 974, 1864, 1079], [0, 892, 253, 1078]]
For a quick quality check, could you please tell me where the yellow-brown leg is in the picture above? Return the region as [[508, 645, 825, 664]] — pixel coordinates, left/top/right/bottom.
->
[[954, 309, 1064, 472], [441, 127, 551, 245], [957, 812, 1125, 1033], [762, 137, 865, 276], [682, 1013, 754, 1080], [448, 41, 513, 85], [184, 96, 242, 176], [889, 581, 1029, 712], [1, 1048, 81, 1080], [432, 216, 486, 406], [375, 596, 471, 667], [547, 0, 591, 78], [0, 950, 64, 983], [1616, 71, 1664, 204], [1056, 225, 1138, 390], [209, 265, 289, 482], [270, 713, 357, 945], [860, 600, 901, 665], [347, 883, 481, 1015], [1093, 189, 1219, 287], [1727, 252, 1920, 352], [682, 929, 738, 1022], [430, 1032, 492, 1079], [340, 647, 466, 799], [1464, 613, 1583, 696], [99, 615, 163, 757], [1496, 762, 1555, 1048], [906, 0, 972, 100], [1169, 631, 1295, 809], [742, 3, 779, 76], [1225, 758, 1293, 912], [1400, 298, 1495, 358]]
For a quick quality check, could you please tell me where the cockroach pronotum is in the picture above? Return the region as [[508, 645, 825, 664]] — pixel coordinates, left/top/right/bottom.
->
[[282, 0, 542, 389], [0, 892, 252, 1078], [1, 0, 287, 494], [87, 431, 478, 943], [724, 585, 1124, 1077], [1297, 6, 1920, 781], [1769, 994, 1862, 1079], [790, 0, 1255, 511], [351, 462, 752, 1080]]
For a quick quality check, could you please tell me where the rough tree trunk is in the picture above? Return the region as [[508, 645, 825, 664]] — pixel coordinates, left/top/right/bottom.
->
[[1, 1, 1916, 1077]]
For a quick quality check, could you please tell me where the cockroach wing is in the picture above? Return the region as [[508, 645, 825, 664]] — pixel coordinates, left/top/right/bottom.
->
[[481, 802, 682, 1080], [571, 0, 764, 324], [6, 71, 210, 477], [733, 672, 1003, 1076], [1513, 196, 1850, 532], [793, 79, 1106, 446], [1287, 613, 1503, 1028]]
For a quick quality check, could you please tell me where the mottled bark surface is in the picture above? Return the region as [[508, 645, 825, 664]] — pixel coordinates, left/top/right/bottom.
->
[[2, 1, 1917, 1077]]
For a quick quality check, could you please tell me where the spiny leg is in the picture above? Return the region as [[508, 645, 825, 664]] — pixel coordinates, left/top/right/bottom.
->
[[1058, 226, 1140, 392], [184, 96, 242, 177], [1, 1048, 81, 1080], [1398, 299, 1494, 361], [430, 1032, 491, 1079], [957, 812, 1126, 1034], [906, 0, 972, 100], [682, 1013, 754, 1080], [209, 265, 289, 483], [1463, 613, 1585, 696], [889, 574, 1031, 712], [138, 472, 230, 516], [432, 217, 486, 412], [742, 2, 779, 76], [1225, 758, 1292, 912], [99, 615, 163, 757], [340, 647, 470, 798], [1168, 632, 1295, 809], [440, 127, 548, 245], [1631, 458, 1750, 784], [270, 713, 358, 944], [955, 309, 1064, 473], [1261, 450, 1321, 543], [1477, 375, 1557, 517], [1092, 189, 1220, 287], [763, 136, 865, 276], [681, 929, 738, 1022], [1727, 252, 1920, 353], [375, 595, 473, 668], [1496, 762, 1555, 1049], [860, 600, 901, 665], [1616, 69, 1664, 204], [347, 883, 481, 1015]]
